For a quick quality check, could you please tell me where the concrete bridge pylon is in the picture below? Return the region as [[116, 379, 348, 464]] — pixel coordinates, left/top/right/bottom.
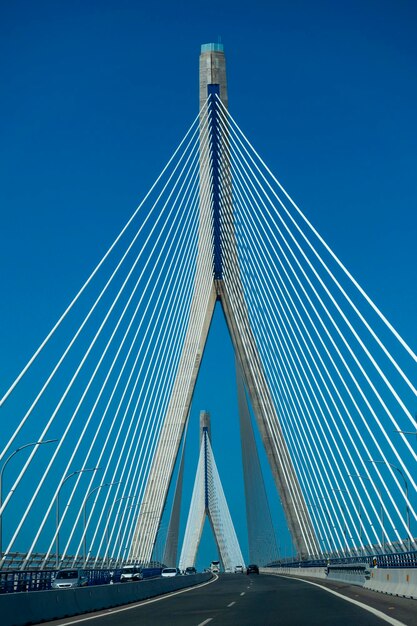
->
[[129, 43, 318, 564]]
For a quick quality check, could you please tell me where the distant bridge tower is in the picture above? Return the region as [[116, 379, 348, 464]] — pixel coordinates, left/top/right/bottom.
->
[[130, 43, 318, 563], [179, 411, 244, 571]]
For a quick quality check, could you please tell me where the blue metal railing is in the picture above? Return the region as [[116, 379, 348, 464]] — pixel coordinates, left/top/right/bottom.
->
[[267, 550, 417, 570], [0, 568, 119, 594]]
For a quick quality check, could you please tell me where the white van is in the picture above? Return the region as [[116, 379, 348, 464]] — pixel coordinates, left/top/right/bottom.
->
[[120, 565, 142, 582]]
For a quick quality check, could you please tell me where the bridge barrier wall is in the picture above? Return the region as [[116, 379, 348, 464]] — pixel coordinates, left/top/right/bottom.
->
[[261, 566, 326, 579], [0, 573, 212, 626], [264, 565, 417, 599], [364, 568, 417, 599]]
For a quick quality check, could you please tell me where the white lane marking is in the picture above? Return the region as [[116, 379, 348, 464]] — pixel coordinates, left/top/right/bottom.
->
[[56, 575, 219, 625], [240, 592, 245, 596], [197, 620, 213, 626], [227, 601, 236, 607], [277, 575, 408, 626]]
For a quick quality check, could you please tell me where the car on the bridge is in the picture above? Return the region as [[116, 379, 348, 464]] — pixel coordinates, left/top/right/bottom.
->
[[120, 565, 142, 582], [234, 565, 244, 573], [246, 564, 259, 575], [161, 567, 180, 577], [185, 566, 197, 575], [51, 569, 88, 589]]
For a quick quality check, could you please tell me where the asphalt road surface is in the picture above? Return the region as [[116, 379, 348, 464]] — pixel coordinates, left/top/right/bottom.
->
[[46, 574, 413, 626]]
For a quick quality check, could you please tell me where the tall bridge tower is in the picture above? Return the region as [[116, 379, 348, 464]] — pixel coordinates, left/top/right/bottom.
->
[[179, 411, 244, 571], [130, 43, 318, 563]]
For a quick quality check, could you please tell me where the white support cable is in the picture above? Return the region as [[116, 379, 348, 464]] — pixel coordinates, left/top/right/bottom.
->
[[216, 144, 320, 556], [221, 231, 338, 555], [219, 222, 318, 556], [64, 156, 204, 564], [6, 137, 205, 563], [230, 156, 375, 550], [3, 91, 415, 568], [90, 217, 201, 565], [105, 144, 211, 564], [232, 193, 353, 551], [5, 117, 207, 560], [127, 134, 215, 562], [229, 218, 386, 544], [228, 145, 410, 544], [0, 120, 205, 490], [179, 443, 205, 569], [219, 109, 414, 548], [228, 179, 324, 510], [216, 96, 417, 365], [0, 113, 205, 414], [221, 130, 404, 552], [206, 438, 245, 570], [90, 162, 210, 564], [218, 111, 413, 516], [78, 158, 204, 560], [234, 210, 375, 551], [221, 115, 417, 513], [217, 104, 417, 456], [222, 285, 318, 555], [135, 222, 215, 558], [113, 186, 208, 560], [135, 244, 215, 562], [222, 262, 314, 554], [224, 143, 410, 544], [107, 150, 214, 560]]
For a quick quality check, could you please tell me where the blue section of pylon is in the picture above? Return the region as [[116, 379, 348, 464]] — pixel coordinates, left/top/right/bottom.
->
[[208, 84, 222, 280]]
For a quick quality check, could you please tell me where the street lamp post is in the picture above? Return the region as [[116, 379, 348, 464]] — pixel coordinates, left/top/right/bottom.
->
[[56, 467, 100, 569], [350, 472, 385, 554], [331, 488, 349, 558], [0, 439, 57, 559], [369, 460, 411, 552], [317, 496, 337, 557], [83, 481, 121, 565], [395, 430, 417, 446], [105, 496, 134, 567], [346, 475, 368, 557]]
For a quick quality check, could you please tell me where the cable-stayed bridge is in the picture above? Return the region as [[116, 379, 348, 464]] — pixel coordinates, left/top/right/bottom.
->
[[0, 42, 416, 583]]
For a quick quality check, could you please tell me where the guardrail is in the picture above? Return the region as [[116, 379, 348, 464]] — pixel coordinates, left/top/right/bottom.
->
[[0, 566, 167, 594], [267, 549, 417, 570], [0, 569, 118, 594]]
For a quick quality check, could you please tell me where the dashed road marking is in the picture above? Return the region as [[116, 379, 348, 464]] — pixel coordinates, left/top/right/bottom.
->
[[197, 619, 213, 626], [227, 601, 236, 607]]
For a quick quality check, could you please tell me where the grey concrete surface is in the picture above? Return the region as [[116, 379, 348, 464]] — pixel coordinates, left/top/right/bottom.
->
[[0, 573, 211, 626]]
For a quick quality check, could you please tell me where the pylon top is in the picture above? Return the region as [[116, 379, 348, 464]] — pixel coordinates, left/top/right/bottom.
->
[[201, 43, 224, 53]]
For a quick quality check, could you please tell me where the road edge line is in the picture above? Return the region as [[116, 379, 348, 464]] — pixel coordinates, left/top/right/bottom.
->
[[58, 575, 219, 625], [275, 574, 408, 626]]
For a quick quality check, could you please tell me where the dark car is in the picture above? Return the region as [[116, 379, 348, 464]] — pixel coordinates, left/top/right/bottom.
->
[[185, 566, 197, 575], [246, 564, 259, 574]]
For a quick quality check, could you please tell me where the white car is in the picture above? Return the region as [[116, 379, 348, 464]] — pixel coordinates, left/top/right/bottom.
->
[[161, 567, 179, 577], [234, 565, 244, 573], [120, 565, 142, 582]]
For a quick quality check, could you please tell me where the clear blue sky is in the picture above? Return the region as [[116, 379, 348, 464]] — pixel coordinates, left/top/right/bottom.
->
[[1, 1, 416, 569]]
